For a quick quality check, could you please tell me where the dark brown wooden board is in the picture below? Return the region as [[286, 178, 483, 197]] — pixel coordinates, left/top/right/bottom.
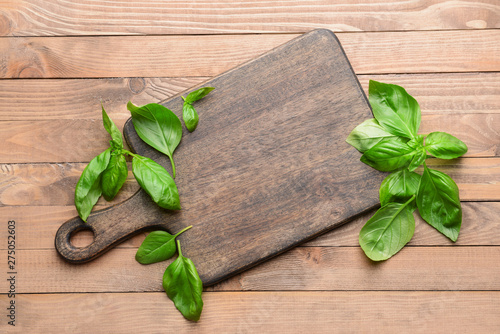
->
[[55, 29, 385, 286]]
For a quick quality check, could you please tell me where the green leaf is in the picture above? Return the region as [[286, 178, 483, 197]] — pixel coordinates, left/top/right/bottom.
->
[[359, 196, 415, 261], [425, 131, 468, 159], [379, 169, 420, 211], [102, 105, 123, 150], [368, 80, 420, 139], [136, 226, 192, 264], [185, 87, 214, 104], [416, 164, 462, 242], [75, 149, 111, 222], [101, 153, 128, 201], [182, 103, 199, 132], [346, 118, 399, 153], [127, 102, 182, 178], [132, 155, 181, 210], [163, 240, 203, 322], [360, 137, 416, 172], [408, 147, 427, 172]]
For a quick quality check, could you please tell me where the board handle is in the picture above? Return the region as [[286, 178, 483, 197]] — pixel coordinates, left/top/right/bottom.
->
[[55, 191, 166, 263]]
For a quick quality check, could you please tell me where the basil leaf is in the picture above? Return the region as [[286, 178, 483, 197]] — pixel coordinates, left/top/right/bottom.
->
[[416, 165, 462, 242], [182, 102, 199, 132], [425, 131, 468, 159], [369, 80, 420, 139], [127, 102, 182, 178], [408, 147, 427, 172], [132, 155, 180, 210], [75, 149, 111, 222], [359, 197, 415, 261], [380, 169, 420, 211], [360, 137, 415, 172], [101, 153, 128, 201], [346, 118, 398, 153], [184, 87, 214, 104], [102, 105, 123, 150], [136, 226, 192, 264], [163, 240, 203, 322]]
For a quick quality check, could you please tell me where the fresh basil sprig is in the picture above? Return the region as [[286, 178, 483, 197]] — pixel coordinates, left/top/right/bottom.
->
[[181, 87, 214, 132], [347, 80, 468, 261], [74, 105, 180, 221]]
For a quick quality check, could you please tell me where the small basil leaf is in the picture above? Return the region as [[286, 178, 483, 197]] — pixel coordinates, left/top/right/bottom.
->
[[136, 226, 192, 264], [359, 198, 415, 261], [380, 169, 420, 211], [102, 105, 123, 150], [360, 137, 415, 172], [101, 153, 128, 201], [127, 102, 182, 178], [425, 131, 468, 159], [163, 241, 203, 322], [75, 149, 111, 222], [416, 165, 462, 242], [407, 134, 424, 149], [369, 80, 420, 139], [132, 155, 180, 210], [408, 148, 427, 172], [185, 87, 214, 104], [346, 118, 399, 153], [183, 103, 199, 132]]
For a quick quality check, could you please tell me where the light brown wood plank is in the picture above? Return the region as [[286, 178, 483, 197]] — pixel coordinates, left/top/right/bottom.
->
[[1, 0, 499, 36], [0, 202, 498, 252], [1, 247, 498, 293], [1, 30, 499, 78], [1, 158, 498, 207], [0, 113, 497, 163], [1, 73, 499, 121], [1, 292, 498, 333]]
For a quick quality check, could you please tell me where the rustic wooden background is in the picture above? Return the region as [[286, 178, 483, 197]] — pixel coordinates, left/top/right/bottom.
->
[[0, 1, 499, 332]]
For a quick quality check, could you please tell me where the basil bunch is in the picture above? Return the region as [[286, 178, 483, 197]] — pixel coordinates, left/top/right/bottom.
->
[[74, 106, 180, 222], [136, 228, 203, 322], [347, 80, 468, 261]]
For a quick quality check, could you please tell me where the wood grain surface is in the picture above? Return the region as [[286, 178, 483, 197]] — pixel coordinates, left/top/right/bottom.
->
[[1, 0, 498, 36], [0, 1, 499, 331], [55, 29, 386, 285]]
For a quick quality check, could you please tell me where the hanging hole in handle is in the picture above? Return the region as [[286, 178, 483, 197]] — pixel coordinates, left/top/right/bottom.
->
[[69, 225, 95, 248]]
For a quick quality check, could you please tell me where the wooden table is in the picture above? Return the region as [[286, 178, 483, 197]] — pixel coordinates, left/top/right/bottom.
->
[[1, 1, 499, 332]]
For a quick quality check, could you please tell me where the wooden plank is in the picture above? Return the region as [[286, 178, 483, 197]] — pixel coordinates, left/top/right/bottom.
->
[[1, 246, 499, 293], [1, 158, 498, 207], [1, 0, 499, 36], [0, 202, 498, 251], [1, 73, 499, 121], [1, 292, 499, 333], [0, 113, 497, 163], [1, 30, 499, 78]]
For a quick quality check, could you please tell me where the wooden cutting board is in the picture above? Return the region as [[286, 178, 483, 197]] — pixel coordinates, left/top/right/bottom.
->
[[56, 29, 384, 286]]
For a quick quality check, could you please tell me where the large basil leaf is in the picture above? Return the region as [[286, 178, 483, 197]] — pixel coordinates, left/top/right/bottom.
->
[[127, 102, 182, 177], [182, 102, 199, 133], [425, 131, 468, 159], [417, 165, 462, 242], [101, 105, 123, 150], [379, 169, 420, 211], [360, 137, 416, 172], [163, 241, 203, 322], [184, 87, 214, 104], [132, 155, 180, 210], [346, 118, 398, 153], [75, 149, 111, 222], [136, 226, 191, 264], [101, 153, 128, 201], [369, 80, 420, 139], [359, 199, 415, 261]]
